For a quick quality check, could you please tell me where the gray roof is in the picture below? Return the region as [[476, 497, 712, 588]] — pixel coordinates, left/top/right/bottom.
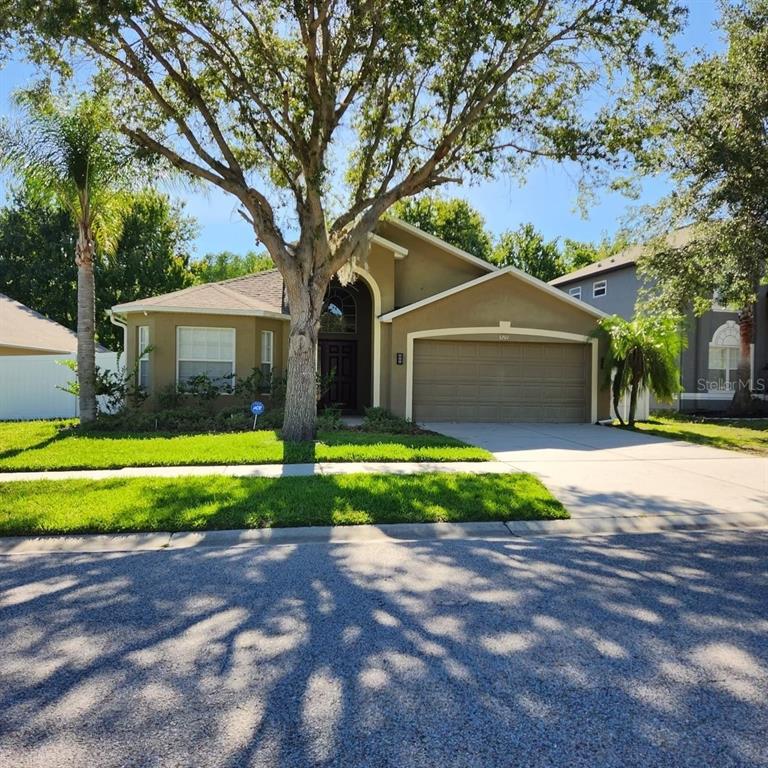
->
[[0, 293, 109, 354], [549, 248, 642, 286], [112, 269, 288, 316], [550, 227, 696, 287]]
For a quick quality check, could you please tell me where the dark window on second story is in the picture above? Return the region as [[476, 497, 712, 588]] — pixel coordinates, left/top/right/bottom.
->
[[592, 279, 607, 298], [568, 286, 582, 300]]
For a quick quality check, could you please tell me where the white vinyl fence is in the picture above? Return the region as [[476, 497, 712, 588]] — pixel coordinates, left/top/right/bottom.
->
[[0, 352, 119, 421], [614, 387, 650, 423]]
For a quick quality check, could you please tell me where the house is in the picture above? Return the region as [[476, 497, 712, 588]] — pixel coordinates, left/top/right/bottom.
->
[[111, 218, 613, 423], [549, 235, 768, 413], [0, 293, 116, 419]]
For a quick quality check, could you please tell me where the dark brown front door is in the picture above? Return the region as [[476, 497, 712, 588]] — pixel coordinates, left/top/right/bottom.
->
[[319, 340, 357, 410]]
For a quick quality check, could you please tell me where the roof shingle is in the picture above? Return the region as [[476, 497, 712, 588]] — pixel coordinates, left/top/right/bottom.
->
[[112, 269, 287, 315], [0, 293, 109, 353]]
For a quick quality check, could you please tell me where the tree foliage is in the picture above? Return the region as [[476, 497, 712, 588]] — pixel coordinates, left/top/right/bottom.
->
[[492, 224, 630, 281], [0, 0, 684, 438], [192, 250, 274, 284], [392, 193, 631, 281], [392, 196, 493, 262], [0, 88, 138, 421], [561, 233, 631, 273], [0, 88, 133, 253], [625, 0, 768, 411], [493, 224, 562, 281], [594, 313, 684, 426], [0, 187, 197, 349], [631, 2, 768, 312]]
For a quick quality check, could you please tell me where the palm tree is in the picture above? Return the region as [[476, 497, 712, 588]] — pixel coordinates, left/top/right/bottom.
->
[[593, 313, 684, 427], [0, 89, 132, 422]]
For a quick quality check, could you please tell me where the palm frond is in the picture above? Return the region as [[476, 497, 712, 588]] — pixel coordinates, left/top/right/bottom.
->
[[596, 312, 685, 409], [1, 86, 137, 254]]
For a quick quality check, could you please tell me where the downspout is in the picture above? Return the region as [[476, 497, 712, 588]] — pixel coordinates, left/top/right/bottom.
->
[[108, 310, 127, 360]]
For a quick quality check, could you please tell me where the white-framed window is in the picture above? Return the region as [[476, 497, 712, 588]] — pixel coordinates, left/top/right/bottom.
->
[[137, 325, 150, 391], [176, 326, 235, 387], [707, 320, 748, 392], [592, 280, 607, 298], [569, 286, 582, 300], [260, 330, 274, 391]]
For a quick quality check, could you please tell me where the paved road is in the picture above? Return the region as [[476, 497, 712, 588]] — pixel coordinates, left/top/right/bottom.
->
[[1, 530, 767, 767], [427, 423, 768, 520]]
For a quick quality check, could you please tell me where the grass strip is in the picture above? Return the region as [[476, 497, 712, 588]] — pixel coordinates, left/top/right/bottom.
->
[[0, 420, 491, 472], [0, 473, 566, 536]]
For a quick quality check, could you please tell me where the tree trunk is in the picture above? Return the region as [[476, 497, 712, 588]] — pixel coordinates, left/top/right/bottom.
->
[[281, 268, 326, 442], [728, 307, 754, 416], [627, 350, 644, 428], [628, 380, 639, 427], [76, 222, 98, 424], [612, 359, 626, 426]]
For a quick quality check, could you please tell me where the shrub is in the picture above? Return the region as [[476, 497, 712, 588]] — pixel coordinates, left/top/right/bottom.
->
[[58, 355, 148, 413], [88, 403, 284, 433], [233, 367, 269, 403], [89, 407, 213, 433], [157, 383, 184, 409], [361, 406, 419, 434], [256, 407, 284, 429], [317, 406, 345, 431], [181, 373, 232, 401], [214, 406, 252, 431]]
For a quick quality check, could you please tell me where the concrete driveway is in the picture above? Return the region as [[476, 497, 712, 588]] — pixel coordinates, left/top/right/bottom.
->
[[426, 423, 768, 523], [1, 531, 767, 767]]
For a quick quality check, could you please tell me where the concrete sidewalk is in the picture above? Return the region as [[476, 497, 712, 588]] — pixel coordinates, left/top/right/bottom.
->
[[0, 460, 511, 483], [2, 510, 767, 555]]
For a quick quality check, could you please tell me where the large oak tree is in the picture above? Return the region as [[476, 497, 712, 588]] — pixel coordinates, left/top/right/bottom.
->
[[2, 0, 683, 438]]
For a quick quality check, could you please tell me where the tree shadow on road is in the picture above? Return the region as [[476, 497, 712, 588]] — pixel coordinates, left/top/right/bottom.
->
[[1, 528, 766, 767]]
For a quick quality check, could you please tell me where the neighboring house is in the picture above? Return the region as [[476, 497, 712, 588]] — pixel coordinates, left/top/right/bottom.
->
[[0, 293, 116, 420], [112, 218, 613, 423], [549, 235, 768, 413]]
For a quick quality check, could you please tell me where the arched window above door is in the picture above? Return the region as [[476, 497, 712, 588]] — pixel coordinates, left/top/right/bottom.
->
[[321, 286, 357, 334]]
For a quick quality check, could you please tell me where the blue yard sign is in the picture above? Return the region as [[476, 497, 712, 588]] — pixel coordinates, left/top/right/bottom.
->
[[250, 400, 265, 428]]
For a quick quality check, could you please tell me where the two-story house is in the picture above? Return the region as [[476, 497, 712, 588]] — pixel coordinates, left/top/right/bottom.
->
[[550, 238, 768, 413]]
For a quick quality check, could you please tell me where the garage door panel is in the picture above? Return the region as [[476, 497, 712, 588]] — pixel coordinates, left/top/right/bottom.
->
[[413, 339, 588, 423]]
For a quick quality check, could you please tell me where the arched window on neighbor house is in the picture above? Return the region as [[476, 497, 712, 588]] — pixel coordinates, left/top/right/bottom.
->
[[320, 286, 357, 334], [707, 320, 747, 392]]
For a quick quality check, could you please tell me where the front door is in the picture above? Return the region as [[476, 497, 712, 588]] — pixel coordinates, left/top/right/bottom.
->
[[319, 339, 357, 410]]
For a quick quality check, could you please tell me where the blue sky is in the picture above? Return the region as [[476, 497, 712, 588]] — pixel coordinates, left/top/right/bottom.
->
[[0, 2, 722, 259]]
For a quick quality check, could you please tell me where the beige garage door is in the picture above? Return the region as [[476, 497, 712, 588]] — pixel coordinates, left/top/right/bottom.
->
[[412, 339, 589, 422]]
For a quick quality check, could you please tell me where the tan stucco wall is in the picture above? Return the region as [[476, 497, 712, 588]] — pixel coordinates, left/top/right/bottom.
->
[[385, 273, 610, 420], [125, 312, 288, 400], [377, 221, 489, 309], [379, 322, 392, 409], [366, 224, 493, 409], [365, 242, 395, 314]]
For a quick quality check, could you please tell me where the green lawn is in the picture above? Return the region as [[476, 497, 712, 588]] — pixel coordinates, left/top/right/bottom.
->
[[629, 414, 768, 455], [0, 420, 491, 472], [0, 473, 566, 536]]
